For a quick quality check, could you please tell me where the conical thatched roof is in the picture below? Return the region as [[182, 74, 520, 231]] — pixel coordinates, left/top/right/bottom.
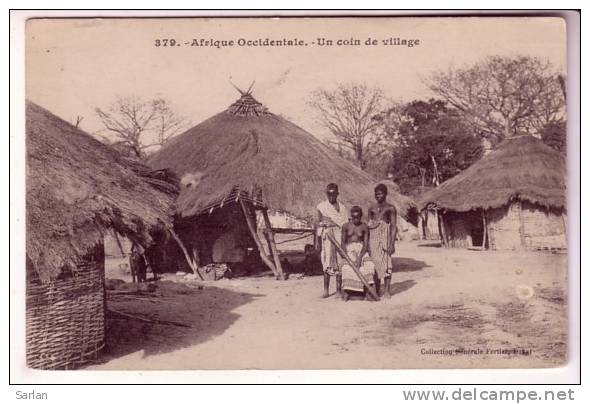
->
[[148, 93, 417, 223], [418, 135, 566, 212], [26, 101, 179, 282]]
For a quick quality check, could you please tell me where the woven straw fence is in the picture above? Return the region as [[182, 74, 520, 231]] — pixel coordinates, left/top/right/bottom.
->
[[26, 260, 105, 370]]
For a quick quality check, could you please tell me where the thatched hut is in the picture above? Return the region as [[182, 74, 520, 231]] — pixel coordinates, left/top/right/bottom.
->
[[26, 101, 178, 369], [148, 91, 417, 278], [419, 135, 566, 250], [409, 186, 441, 241]]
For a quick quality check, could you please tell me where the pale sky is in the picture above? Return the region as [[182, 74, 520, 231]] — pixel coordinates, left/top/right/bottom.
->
[[26, 17, 566, 143]]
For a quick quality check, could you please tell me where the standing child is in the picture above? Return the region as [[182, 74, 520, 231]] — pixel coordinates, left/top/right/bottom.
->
[[368, 183, 397, 297]]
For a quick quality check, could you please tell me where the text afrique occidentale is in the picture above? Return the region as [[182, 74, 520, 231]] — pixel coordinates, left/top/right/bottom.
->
[[154, 37, 421, 49]]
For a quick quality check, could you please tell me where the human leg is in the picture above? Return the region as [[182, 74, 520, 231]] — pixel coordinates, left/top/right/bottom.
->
[[323, 273, 330, 298], [374, 273, 381, 296], [383, 275, 392, 298], [336, 273, 342, 294]]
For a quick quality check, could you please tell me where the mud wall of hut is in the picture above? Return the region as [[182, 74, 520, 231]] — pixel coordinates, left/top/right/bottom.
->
[[442, 210, 484, 248], [267, 211, 310, 229], [419, 209, 440, 240], [520, 201, 567, 249], [397, 215, 421, 241], [487, 201, 566, 250], [486, 202, 522, 250]]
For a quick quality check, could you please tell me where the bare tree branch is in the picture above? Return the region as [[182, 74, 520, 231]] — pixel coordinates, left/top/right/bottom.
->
[[309, 83, 385, 169], [95, 96, 190, 158], [426, 55, 566, 143]]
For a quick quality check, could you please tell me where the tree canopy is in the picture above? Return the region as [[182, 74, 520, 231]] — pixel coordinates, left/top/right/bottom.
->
[[428, 55, 565, 144], [382, 99, 484, 195]]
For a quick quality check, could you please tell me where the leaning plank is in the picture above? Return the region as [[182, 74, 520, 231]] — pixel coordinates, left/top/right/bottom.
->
[[239, 199, 279, 278], [112, 231, 127, 256], [169, 228, 204, 280], [261, 208, 285, 280], [107, 309, 192, 328], [325, 232, 380, 301], [270, 227, 315, 234]]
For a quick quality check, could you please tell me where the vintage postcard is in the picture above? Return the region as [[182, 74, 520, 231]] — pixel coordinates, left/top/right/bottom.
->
[[21, 14, 572, 373]]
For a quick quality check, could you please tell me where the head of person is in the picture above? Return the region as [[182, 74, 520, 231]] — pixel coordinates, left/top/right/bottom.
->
[[326, 183, 339, 204], [350, 205, 363, 225], [374, 183, 388, 203]]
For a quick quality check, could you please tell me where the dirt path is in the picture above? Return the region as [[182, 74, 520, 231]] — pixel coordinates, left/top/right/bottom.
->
[[91, 241, 567, 370]]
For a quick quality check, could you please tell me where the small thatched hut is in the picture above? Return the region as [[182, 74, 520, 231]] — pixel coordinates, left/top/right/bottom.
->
[[149, 91, 417, 278], [419, 135, 566, 250], [26, 101, 178, 369], [409, 186, 441, 241]]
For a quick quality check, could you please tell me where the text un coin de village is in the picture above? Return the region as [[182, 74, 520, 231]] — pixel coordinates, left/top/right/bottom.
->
[[155, 37, 420, 48]]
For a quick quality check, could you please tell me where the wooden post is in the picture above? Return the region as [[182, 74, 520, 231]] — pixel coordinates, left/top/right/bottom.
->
[[418, 212, 425, 240], [191, 247, 200, 267], [258, 215, 273, 257], [517, 199, 526, 248], [112, 231, 126, 257], [169, 228, 204, 280], [261, 208, 285, 280], [437, 210, 448, 247], [481, 209, 488, 251], [313, 227, 318, 250], [325, 232, 379, 301], [239, 199, 279, 278]]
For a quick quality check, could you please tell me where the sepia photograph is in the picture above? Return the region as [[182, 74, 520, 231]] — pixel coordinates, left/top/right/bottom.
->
[[18, 14, 574, 374]]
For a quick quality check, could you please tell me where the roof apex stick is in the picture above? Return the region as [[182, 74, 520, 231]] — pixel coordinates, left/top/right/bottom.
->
[[229, 78, 245, 96], [246, 80, 256, 95]]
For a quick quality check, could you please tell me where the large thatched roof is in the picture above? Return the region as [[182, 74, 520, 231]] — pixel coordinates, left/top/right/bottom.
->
[[26, 101, 178, 282], [418, 135, 566, 212], [148, 93, 417, 224]]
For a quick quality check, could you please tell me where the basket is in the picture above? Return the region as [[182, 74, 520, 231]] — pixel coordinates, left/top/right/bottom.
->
[[26, 259, 106, 370]]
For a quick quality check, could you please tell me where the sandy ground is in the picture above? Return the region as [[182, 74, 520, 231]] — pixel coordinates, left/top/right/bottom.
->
[[90, 241, 567, 370]]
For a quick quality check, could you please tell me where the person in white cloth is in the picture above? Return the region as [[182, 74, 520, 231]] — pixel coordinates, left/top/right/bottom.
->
[[316, 183, 349, 298]]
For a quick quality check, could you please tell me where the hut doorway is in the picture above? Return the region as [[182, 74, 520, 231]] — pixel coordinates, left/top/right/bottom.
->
[[444, 210, 486, 249], [166, 199, 288, 279], [470, 219, 484, 248]]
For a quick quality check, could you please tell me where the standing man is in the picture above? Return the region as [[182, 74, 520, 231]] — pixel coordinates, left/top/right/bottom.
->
[[129, 243, 148, 283], [316, 183, 349, 298], [368, 183, 397, 297]]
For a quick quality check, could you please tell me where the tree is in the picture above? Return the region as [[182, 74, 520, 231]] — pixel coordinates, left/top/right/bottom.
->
[[541, 120, 566, 153], [428, 55, 565, 144], [383, 99, 484, 194], [96, 96, 189, 158], [309, 83, 386, 169]]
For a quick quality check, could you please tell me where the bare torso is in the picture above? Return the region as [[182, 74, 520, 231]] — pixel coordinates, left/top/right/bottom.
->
[[342, 221, 369, 245], [368, 202, 397, 224]]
